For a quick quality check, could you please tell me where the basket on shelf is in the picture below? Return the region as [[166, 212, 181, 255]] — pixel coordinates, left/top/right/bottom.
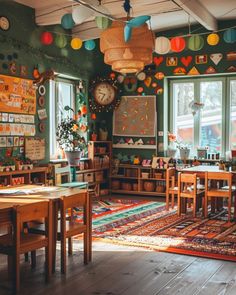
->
[[154, 172, 162, 179], [156, 185, 165, 193], [111, 180, 120, 189], [141, 172, 149, 179], [143, 181, 155, 192], [132, 183, 138, 191], [121, 182, 132, 191]]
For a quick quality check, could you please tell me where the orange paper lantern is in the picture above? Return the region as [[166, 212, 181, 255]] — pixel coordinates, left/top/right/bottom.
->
[[170, 37, 185, 52]]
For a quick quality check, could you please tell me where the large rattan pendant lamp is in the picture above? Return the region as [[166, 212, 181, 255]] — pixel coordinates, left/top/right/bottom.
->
[[100, 20, 154, 74]]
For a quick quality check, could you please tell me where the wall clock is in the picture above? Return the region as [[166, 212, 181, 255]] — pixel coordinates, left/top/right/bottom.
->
[[89, 77, 122, 112], [0, 16, 10, 31]]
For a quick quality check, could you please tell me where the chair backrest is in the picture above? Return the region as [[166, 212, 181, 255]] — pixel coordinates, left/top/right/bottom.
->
[[54, 165, 71, 185], [166, 168, 177, 191], [205, 171, 232, 194], [178, 172, 197, 197]]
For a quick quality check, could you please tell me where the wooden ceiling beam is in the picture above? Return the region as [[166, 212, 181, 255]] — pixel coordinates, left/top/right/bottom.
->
[[173, 0, 217, 31]]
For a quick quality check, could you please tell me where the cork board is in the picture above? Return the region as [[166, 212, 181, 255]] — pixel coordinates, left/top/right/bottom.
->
[[113, 95, 156, 136], [25, 138, 45, 161], [0, 74, 36, 114]]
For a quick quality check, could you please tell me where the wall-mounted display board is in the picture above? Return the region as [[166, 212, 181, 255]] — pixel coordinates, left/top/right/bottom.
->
[[0, 74, 36, 114], [25, 138, 45, 161], [113, 95, 156, 137]]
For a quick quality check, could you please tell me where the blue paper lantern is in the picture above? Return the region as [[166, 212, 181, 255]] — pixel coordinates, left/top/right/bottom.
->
[[127, 15, 151, 28], [124, 25, 132, 42], [223, 28, 236, 43], [61, 14, 75, 29], [84, 40, 96, 50]]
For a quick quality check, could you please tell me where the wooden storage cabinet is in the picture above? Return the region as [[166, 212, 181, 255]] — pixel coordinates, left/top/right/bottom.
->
[[0, 167, 48, 186], [110, 164, 166, 197], [75, 141, 112, 198]]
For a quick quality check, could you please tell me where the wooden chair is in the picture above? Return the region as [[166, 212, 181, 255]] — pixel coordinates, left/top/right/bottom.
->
[[166, 167, 178, 210], [205, 172, 236, 221], [54, 165, 88, 188], [177, 173, 205, 217], [0, 201, 52, 293], [59, 191, 91, 274]]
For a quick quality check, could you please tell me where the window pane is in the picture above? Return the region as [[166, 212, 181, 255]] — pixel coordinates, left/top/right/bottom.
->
[[200, 81, 222, 153], [173, 82, 194, 147], [56, 82, 73, 126], [230, 80, 236, 149]]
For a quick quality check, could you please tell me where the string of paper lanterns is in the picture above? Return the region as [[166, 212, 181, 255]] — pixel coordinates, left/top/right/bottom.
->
[[155, 27, 236, 54]]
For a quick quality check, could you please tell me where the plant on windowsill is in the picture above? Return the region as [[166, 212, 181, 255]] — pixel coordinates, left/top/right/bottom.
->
[[56, 106, 87, 165]]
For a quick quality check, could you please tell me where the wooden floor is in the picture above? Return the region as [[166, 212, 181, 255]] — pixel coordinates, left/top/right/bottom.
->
[[0, 240, 236, 295]]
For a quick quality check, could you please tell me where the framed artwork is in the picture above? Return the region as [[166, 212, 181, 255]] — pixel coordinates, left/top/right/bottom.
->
[[0, 136, 6, 147], [38, 109, 47, 120], [113, 96, 156, 137], [14, 136, 19, 146], [166, 57, 178, 66], [6, 136, 14, 147], [195, 55, 207, 64]]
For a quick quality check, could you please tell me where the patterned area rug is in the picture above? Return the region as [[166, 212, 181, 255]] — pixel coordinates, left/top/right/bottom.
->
[[90, 202, 236, 262]]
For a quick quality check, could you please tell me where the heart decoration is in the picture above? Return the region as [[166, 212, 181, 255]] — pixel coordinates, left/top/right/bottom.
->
[[210, 53, 223, 65], [144, 76, 152, 87], [180, 56, 192, 67], [153, 56, 164, 66]]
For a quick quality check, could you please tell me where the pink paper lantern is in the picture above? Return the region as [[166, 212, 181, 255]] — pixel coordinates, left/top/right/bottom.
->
[[170, 36, 186, 52]]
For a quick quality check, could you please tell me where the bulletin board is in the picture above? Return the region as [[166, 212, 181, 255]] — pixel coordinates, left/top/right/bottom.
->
[[0, 74, 36, 114], [25, 138, 45, 161], [113, 96, 156, 137]]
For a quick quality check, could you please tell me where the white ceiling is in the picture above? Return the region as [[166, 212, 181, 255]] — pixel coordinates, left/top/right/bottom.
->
[[14, 0, 236, 40]]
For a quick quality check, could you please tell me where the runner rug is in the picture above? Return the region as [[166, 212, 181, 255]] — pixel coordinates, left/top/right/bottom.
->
[[88, 201, 236, 262]]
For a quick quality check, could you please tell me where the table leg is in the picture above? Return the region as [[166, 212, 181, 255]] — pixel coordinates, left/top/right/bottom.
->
[[52, 201, 59, 273]]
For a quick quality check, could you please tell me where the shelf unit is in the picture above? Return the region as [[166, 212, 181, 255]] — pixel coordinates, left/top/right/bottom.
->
[[0, 167, 48, 186], [75, 141, 112, 198], [112, 144, 156, 149], [110, 164, 166, 197]]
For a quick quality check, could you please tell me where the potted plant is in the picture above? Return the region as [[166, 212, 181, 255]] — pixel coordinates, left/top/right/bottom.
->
[[98, 120, 108, 141], [56, 106, 87, 165]]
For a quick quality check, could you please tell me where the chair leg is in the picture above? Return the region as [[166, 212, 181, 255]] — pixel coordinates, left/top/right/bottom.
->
[[234, 193, 236, 219], [7, 256, 13, 279], [31, 251, 36, 269], [13, 253, 20, 293], [45, 246, 51, 282], [61, 237, 66, 274], [84, 232, 88, 264], [24, 253, 29, 262], [193, 197, 196, 218], [204, 196, 208, 218], [166, 193, 169, 211], [228, 197, 232, 222], [171, 193, 175, 209], [177, 195, 181, 216], [68, 238, 72, 255]]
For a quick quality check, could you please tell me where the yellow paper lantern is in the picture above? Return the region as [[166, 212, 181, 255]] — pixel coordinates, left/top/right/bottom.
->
[[71, 38, 83, 50], [207, 33, 219, 46]]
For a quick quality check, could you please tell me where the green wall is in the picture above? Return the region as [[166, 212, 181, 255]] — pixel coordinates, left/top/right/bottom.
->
[[0, 0, 104, 164]]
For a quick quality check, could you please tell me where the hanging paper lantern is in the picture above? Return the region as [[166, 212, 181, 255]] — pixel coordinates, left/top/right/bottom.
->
[[207, 33, 219, 46], [40, 31, 53, 45], [72, 6, 94, 25], [71, 38, 83, 50], [61, 14, 75, 29], [55, 34, 67, 48], [223, 28, 236, 43], [95, 16, 112, 29], [170, 36, 186, 52], [84, 40, 95, 50], [188, 35, 204, 51], [155, 36, 170, 54]]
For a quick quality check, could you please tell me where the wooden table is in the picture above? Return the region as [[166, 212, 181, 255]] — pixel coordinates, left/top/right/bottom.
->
[[0, 185, 92, 270]]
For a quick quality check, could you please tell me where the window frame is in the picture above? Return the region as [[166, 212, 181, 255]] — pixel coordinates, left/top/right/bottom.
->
[[169, 75, 236, 156]]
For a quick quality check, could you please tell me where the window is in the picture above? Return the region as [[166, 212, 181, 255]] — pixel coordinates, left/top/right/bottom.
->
[[170, 76, 236, 156], [50, 79, 75, 158]]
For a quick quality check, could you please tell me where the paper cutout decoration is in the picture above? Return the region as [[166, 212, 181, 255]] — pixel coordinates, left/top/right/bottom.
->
[[153, 56, 164, 66], [136, 71, 146, 81], [210, 53, 223, 65], [155, 86, 163, 95], [154, 72, 164, 80], [144, 76, 152, 87], [166, 57, 177, 66], [173, 67, 187, 75], [226, 66, 236, 72], [180, 56, 192, 67], [207, 33, 220, 46], [151, 82, 157, 88], [195, 54, 207, 64], [188, 66, 200, 75], [155, 37, 170, 54], [227, 52, 236, 61], [205, 66, 217, 74]]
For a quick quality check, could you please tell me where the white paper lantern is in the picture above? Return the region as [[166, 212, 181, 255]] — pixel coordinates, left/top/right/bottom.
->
[[86, 0, 110, 16], [72, 5, 94, 25], [155, 36, 170, 54]]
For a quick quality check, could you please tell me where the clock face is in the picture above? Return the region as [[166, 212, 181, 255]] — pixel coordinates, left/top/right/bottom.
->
[[0, 16, 10, 31], [93, 82, 116, 106]]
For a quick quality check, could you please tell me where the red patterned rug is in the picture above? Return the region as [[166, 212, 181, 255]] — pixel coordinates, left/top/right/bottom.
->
[[94, 206, 236, 262]]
